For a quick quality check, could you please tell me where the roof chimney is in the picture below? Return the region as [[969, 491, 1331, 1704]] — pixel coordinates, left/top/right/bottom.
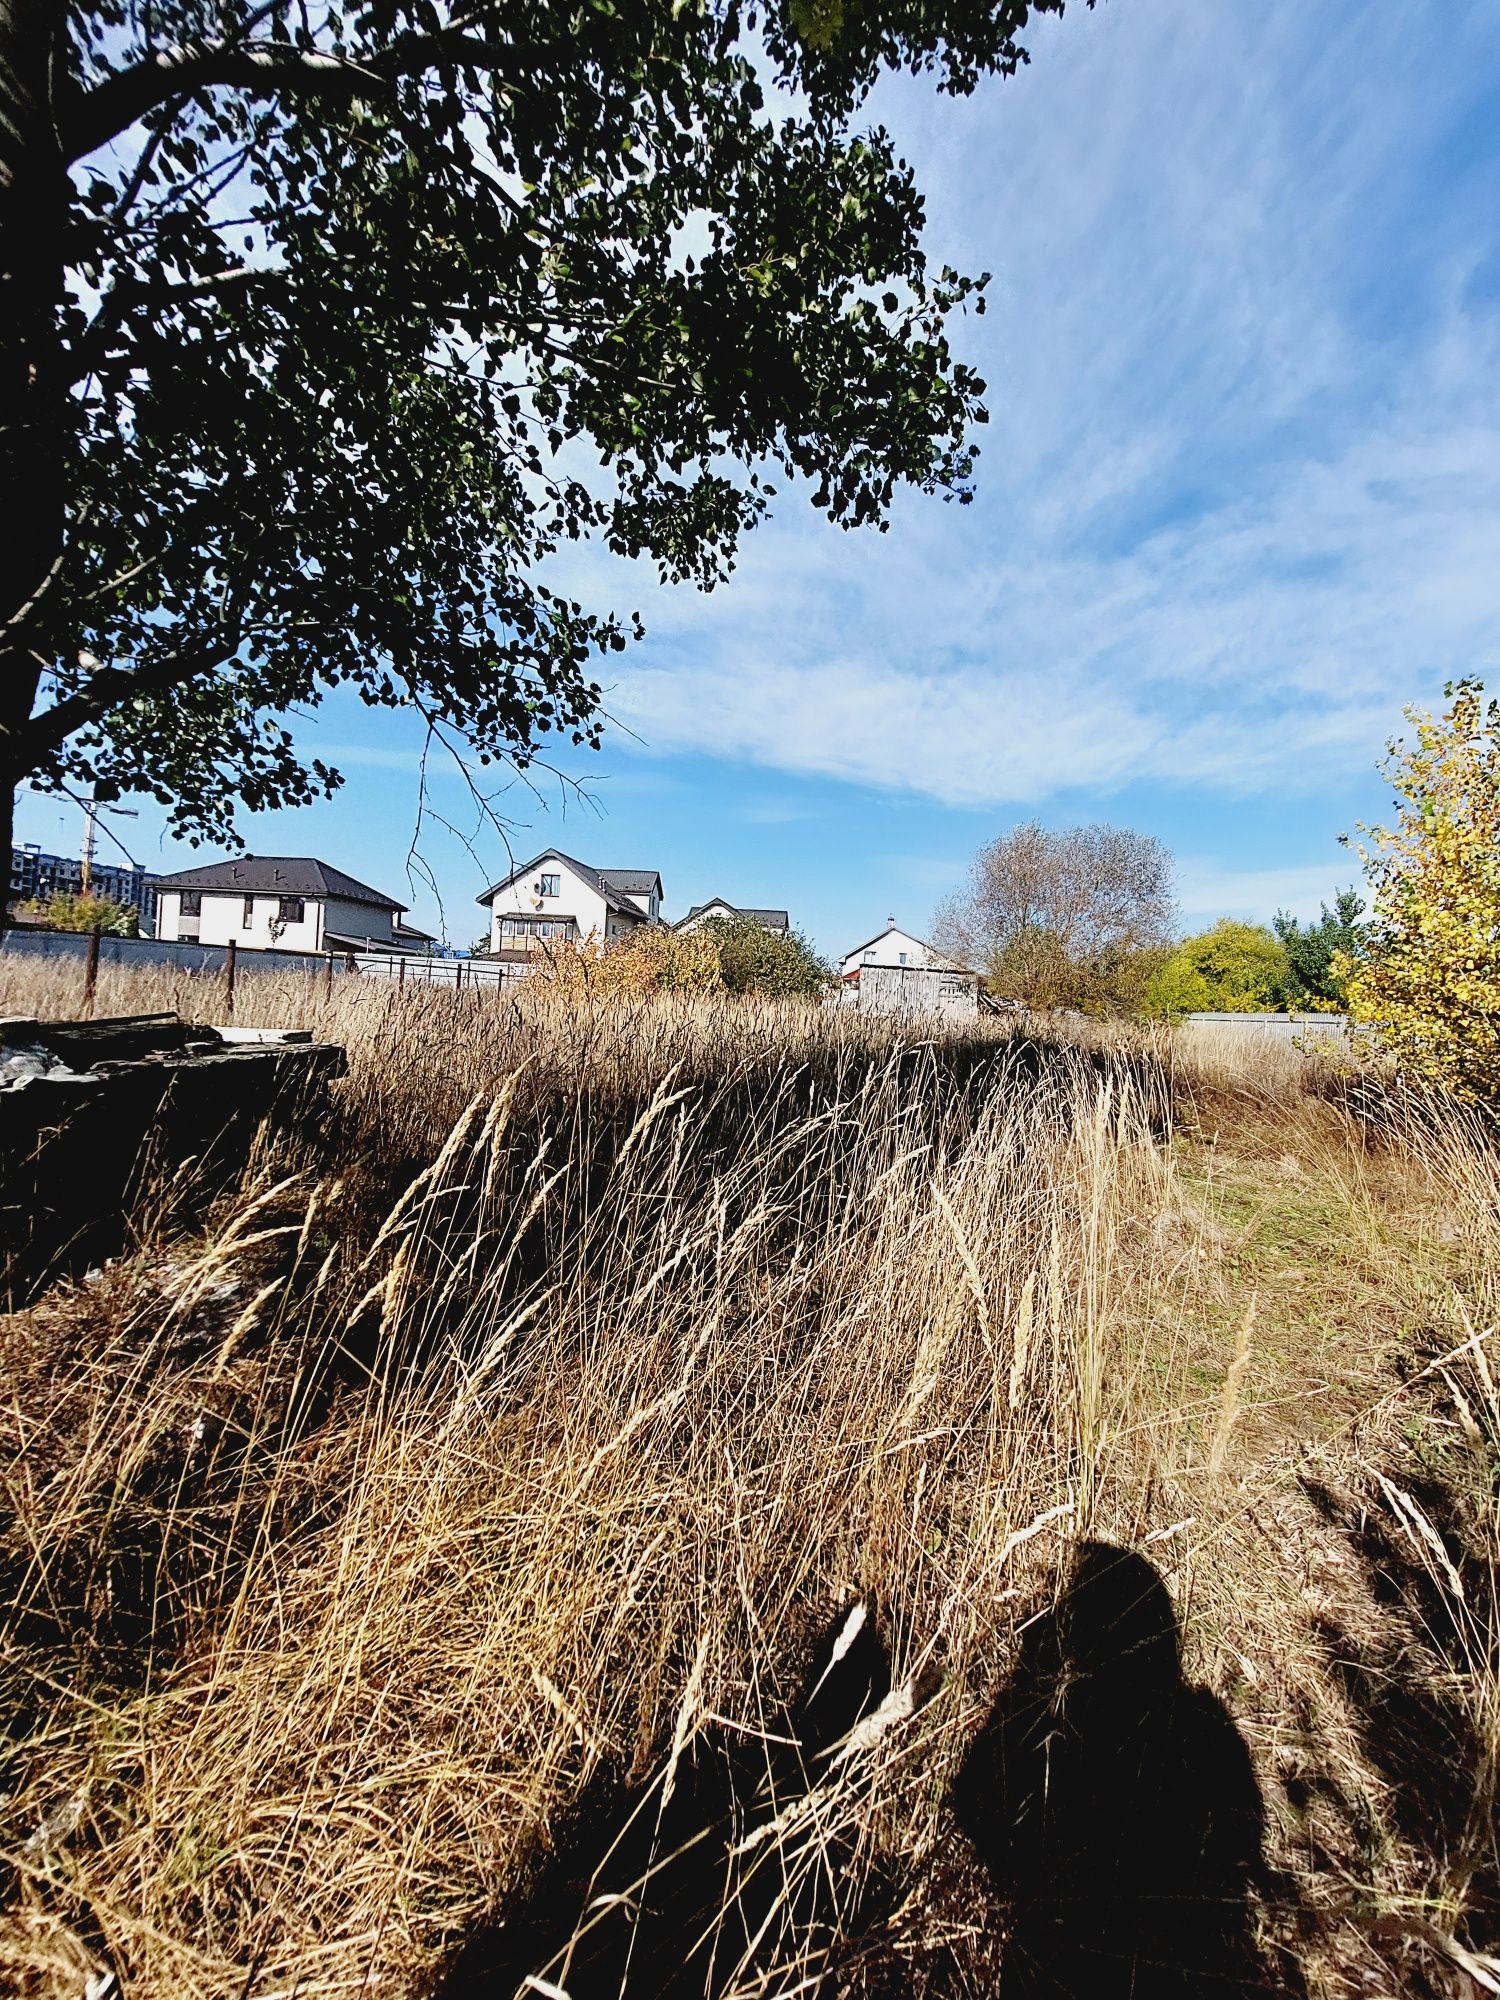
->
[[887, 914, 896, 929]]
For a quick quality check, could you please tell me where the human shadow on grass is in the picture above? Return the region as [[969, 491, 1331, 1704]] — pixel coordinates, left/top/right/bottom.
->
[[436, 1547, 1302, 2000], [952, 1541, 1303, 1998], [434, 1601, 895, 2000]]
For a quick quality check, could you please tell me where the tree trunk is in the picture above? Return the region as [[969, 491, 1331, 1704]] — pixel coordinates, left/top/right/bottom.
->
[[1, 0, 68, 932]]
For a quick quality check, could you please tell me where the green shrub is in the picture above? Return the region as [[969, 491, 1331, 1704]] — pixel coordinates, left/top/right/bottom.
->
[[1146, 920, 1289, 1016]]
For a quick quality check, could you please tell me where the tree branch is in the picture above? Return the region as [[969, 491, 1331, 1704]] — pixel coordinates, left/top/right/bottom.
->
[[17, 638, 241, 765], [66, 43, 383, 165], [65, 28, 522, 165]]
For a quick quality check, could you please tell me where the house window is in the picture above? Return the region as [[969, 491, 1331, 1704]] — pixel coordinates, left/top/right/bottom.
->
[[538, 873, 560, 897], [898, 952, 908, 965], [278, 896, 304, 923], [863, 950, 874, 963], [180, 891, 202, 917], [242, 895, 255, 926]]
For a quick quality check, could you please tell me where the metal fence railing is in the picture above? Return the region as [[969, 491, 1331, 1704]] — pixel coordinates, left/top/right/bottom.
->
[[0, 925, 538, 1015], [345, 952, 527, 989]]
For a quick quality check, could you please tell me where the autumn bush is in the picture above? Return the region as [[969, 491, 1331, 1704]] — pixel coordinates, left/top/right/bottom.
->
[[19, 888, 140, 935], [535, 915, 828, 998], [533, 921, 724, 994], [1145, 918, 1290, 1015], [1346, 679, 1500, 1102]]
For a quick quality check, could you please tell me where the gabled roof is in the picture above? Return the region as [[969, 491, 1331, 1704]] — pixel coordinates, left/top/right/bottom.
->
[[153, 855, 404, 911], [677, 900, 790, 931], [840, 922, 977, 975], [477, 849, 655, 922], [599, 868, 663, 898], [840, 921, 930, 960]]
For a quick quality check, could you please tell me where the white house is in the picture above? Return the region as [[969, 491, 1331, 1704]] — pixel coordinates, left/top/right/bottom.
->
[[154, 856, 429, 954], [477, 849, 663, 956], [675, 898, 790, 937], [838, 918, 945, 981], [836, 917, 982, 1019]]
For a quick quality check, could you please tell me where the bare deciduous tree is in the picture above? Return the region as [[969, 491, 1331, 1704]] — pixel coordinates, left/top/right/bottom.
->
[[934, 821, 1176, 1011]]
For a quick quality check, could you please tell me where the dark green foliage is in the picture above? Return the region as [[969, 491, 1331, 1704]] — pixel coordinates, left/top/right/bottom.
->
[[1273, 890, 1364, 1010], [1, 0, 1082, 856], [701, 916, 831, 998]]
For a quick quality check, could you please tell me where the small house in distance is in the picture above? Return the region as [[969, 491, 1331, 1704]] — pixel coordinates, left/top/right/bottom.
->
[[477, 849, 663, 956], [675, 899, 790, 937], [838, 917, 982, 1019], [838, 918, 943, 980], [154, 856, 430, 954]]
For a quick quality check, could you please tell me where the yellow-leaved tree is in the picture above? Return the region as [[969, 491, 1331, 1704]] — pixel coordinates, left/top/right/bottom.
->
[[1345, 679, 1500, 1102], [538, 925, 725, 998]]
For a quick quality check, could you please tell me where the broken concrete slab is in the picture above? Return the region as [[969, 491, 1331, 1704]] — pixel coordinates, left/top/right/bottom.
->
[[1, 1013, 345, 1304], [215, 1027, 314, 1046]]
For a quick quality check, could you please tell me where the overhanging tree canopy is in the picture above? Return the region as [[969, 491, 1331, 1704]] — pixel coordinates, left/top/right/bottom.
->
[[1, 0, 1079, 869]]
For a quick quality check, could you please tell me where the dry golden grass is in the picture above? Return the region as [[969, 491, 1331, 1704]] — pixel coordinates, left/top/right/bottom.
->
[[0, 956, 1494, 1998]]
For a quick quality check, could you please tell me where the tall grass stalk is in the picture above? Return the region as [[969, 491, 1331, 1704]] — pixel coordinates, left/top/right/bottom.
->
[[0, 958, 1494, 1998]]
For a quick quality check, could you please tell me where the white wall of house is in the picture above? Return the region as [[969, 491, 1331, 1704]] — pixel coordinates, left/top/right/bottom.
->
[[838, 925, 936, 980], [158, 889, 325, 951], [485, 854, 619, 951], [156, 890, 399, 951], [617, 886, 660, 918]]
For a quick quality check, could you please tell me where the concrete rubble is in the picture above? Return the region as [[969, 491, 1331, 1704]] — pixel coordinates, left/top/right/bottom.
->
[[1, 1012, 344, 1302]]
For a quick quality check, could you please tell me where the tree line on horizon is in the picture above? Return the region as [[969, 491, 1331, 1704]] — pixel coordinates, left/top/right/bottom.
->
[[932, 679, 1500, 1102], [931, 820, 1364, 1020]]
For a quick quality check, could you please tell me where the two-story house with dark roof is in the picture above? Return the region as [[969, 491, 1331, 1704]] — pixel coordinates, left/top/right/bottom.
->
[[674, 898, 790, 937], [477, 850, 664, 956], [154, 856, 431, 954]]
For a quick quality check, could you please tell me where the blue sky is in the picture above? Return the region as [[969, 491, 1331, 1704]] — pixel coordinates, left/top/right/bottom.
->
[[20, 0, 1500, 956]]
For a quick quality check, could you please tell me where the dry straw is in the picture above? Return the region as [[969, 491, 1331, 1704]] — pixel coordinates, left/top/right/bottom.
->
[[0, 953, 1494, 1999]]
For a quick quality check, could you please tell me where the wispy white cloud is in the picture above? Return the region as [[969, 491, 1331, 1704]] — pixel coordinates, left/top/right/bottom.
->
[[1175, 859, 1363, 926], [570, 0, 1500, 810]]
